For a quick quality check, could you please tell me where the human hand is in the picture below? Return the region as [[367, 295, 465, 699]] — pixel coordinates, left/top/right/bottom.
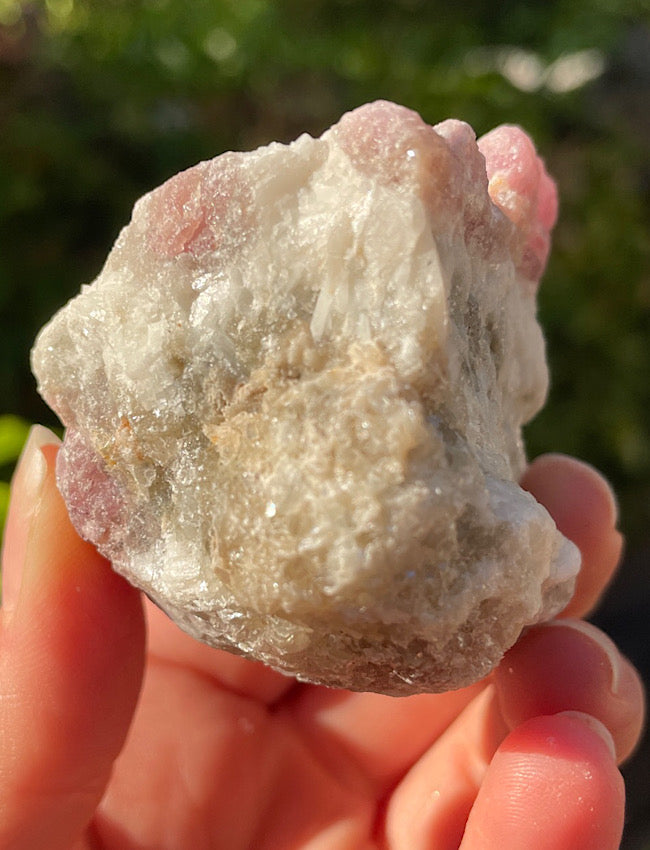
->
[[0, 427, 644, 850]]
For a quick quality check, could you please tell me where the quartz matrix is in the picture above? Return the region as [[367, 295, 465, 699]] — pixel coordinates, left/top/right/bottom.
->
[[32, 101, 580, 695]]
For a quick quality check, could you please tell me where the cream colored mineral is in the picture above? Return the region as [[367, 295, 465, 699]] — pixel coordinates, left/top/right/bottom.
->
[[32, 101, 580, 695]]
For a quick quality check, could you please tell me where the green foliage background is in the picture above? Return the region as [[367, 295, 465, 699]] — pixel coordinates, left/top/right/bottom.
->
[[1, 0, 649, 548]]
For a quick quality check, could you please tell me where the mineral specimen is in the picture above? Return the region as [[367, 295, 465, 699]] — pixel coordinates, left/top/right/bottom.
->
[[32, 100, 580, 695]]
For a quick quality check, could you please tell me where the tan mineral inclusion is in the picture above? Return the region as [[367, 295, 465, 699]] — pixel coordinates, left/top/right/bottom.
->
[[32, 101, 580, 695]]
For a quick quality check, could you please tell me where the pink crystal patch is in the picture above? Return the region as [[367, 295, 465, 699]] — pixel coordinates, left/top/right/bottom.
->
[[334, 100, 454, 215], [478, 125, 558, 282], [143, 153, 251, 260], [335, 102, 556, 281], [56, 429, 130, 546]]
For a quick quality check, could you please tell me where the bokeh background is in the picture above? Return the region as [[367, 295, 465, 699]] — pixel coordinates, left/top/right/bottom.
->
[[1, 0, 649, 845]]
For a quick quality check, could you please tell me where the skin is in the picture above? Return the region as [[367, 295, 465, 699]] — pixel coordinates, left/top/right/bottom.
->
[[0, 431, 645, 850]]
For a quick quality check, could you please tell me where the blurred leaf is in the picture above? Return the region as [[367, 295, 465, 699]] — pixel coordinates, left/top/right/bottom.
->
[[0, 415, 30, 467]]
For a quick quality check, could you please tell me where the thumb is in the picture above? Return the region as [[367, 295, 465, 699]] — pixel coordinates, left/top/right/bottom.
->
[[0, 426, 146, 850]]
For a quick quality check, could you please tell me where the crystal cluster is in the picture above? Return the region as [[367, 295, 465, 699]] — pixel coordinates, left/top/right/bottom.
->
[[32, 101, 580, 695]]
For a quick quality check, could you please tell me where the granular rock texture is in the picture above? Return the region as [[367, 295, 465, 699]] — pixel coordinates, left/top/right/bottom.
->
[[32, 101, 580, 695]]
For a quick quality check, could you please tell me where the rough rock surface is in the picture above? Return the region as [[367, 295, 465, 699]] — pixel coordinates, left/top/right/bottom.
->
[[32, 101, 580, 695]]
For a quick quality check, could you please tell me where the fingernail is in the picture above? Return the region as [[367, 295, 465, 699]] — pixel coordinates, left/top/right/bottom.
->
[[541, 618, 622, 695], [557, 711, 617, 760], [1, 426, 61, 614], [13, 425, 61, 514]]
